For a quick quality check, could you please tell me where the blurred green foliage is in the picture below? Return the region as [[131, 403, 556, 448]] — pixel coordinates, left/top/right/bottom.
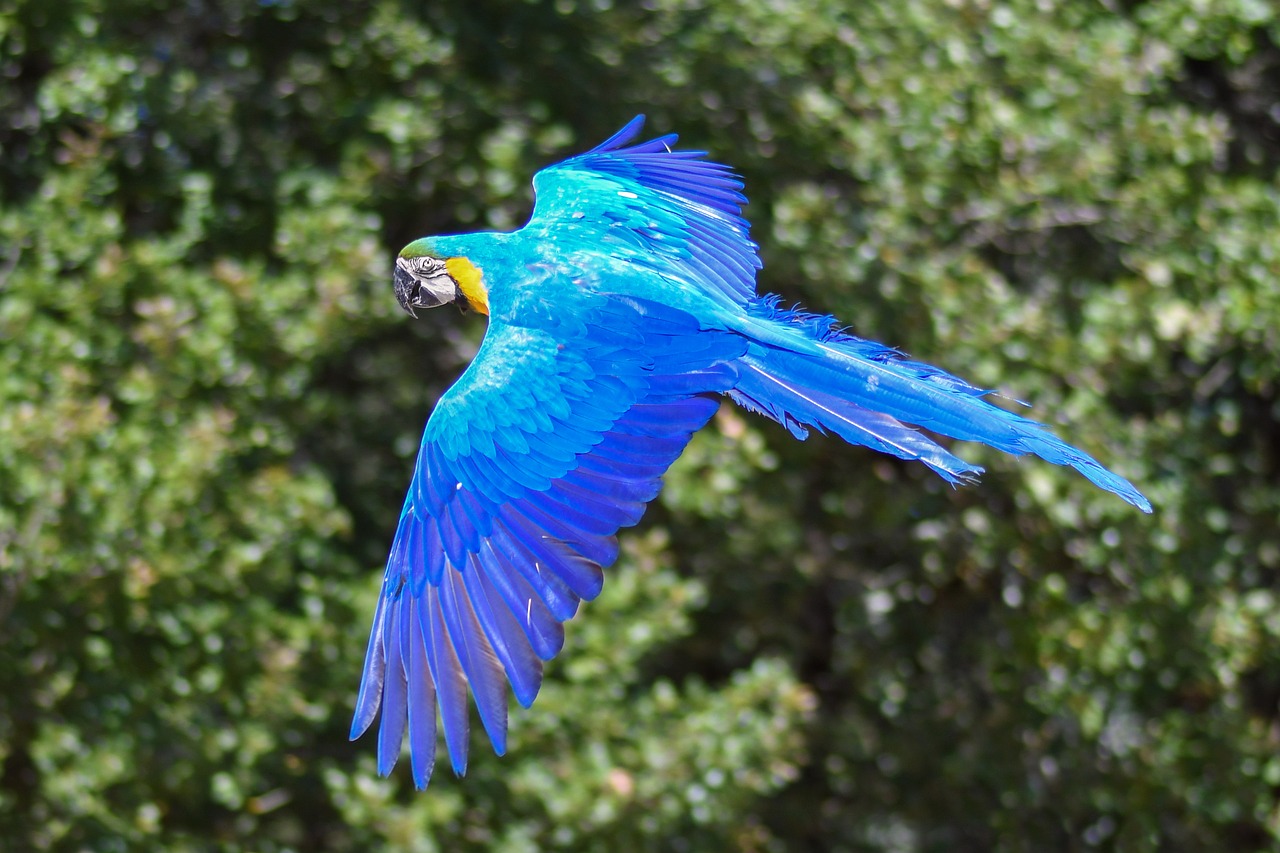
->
[[2, 0, 1278, 849]]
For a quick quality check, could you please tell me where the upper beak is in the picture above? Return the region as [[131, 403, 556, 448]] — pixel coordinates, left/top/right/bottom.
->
[[393, 261, 420, 317]]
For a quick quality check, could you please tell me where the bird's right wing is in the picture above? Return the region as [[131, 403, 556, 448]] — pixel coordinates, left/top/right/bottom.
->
[[350, 292, 746, 788], [526, 115, 762, 308]]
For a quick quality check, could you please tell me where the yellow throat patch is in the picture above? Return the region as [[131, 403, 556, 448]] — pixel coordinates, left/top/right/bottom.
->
[[445, 257, 488, 315]]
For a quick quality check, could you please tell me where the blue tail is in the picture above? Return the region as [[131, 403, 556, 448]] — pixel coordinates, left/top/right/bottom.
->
[[728, 296, 1152, 512]]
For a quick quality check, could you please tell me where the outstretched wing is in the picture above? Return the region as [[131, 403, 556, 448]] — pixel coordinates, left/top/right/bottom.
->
[[527, 115, 762, 308], [350, 293, 747, 788]]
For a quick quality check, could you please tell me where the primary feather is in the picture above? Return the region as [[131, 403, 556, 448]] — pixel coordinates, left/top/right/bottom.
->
[[352, 116, 1152, 788]]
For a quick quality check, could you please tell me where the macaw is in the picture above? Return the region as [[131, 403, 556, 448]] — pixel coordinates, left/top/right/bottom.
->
[[350, 116, 1151, 788]]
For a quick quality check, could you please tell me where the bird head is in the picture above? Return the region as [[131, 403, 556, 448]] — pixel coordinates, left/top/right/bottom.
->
[[394, 239, 489, 317]]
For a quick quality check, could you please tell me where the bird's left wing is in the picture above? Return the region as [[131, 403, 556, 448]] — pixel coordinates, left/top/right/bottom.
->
[[350, 293, 746, 788]]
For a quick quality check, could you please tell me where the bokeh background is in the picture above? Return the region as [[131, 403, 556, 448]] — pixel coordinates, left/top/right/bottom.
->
[[3, 0, 1280, 849]]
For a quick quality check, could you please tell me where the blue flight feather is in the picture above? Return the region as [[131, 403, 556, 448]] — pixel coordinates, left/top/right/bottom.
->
[[376, 594, 408, 776], [487, 520, 582, 620], [406, 600, 437, 789], [424, 586, 470, 775], [475, 537, 565, 661], [349, 582, 388, 740], [460, 556, 544, 707], [438, 567, 508, 754]]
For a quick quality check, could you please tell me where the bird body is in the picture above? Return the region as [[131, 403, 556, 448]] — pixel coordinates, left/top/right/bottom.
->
[[354, 117, 1151, 788]]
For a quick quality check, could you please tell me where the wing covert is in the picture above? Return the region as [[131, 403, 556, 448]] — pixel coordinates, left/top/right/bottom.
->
[[351, 295, 747, 788]]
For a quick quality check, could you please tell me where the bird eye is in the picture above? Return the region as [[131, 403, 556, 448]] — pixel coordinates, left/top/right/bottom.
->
[[412, 257, 447, 278]]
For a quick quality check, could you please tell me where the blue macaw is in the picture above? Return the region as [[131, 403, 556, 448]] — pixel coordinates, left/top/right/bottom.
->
[[350, 116, 1151, 788]]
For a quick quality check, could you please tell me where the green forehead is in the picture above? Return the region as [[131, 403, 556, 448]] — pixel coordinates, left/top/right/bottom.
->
[[398, 239, 441, 260]]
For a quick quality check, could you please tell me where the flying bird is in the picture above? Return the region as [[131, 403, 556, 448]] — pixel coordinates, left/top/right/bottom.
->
[[350, 116, 1152, 788]]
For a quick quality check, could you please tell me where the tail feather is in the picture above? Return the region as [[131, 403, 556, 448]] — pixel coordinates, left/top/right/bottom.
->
[[732, 296, 1153, 512], [728, 363, 984, 485]]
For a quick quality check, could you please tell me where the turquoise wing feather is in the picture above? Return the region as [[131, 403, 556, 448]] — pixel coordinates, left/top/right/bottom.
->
[[350, 291, 746, 788], [527, 115, 762, 308]]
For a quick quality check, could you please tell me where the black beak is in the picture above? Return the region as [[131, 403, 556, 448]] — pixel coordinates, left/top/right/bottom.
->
[[393, 262, 420, 318]]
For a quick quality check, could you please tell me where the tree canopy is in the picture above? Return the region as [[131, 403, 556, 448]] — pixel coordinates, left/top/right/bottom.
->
[[2, 0, 1279, 849]]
